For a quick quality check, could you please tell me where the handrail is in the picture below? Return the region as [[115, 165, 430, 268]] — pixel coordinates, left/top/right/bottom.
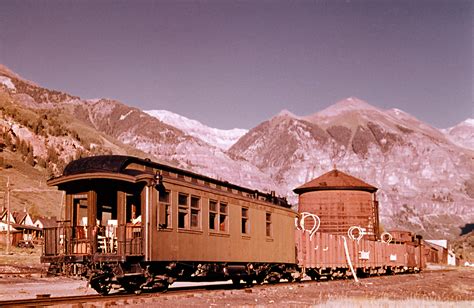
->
[[42, 225, 143, 257]]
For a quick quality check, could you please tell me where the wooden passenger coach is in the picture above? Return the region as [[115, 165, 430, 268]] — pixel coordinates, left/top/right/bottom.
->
[[42, 155, 297, 294]]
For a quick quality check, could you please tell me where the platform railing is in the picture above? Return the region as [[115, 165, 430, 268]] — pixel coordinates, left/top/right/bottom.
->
[[43, 225, 142, 257]]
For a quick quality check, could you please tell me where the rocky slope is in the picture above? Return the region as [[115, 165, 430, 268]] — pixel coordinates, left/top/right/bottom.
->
[[0, 65, 281, 202], [1, 65, 472, 240], [71, 99, 279, 192], [442, 118, 474, 151], [229, 97, 474, 239], [145, 109, 247, 150]]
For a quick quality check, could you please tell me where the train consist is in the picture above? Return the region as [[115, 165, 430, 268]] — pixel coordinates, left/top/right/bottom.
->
[[41, 155, 425, 295]]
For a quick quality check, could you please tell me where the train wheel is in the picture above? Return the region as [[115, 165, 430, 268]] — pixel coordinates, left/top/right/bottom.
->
[[245, 278, 254, 287], [90, 274, 112, 295], [255, 274, 265, 285], [121, 280, 141, 294], [266, 272, 281, 284], [309, 273, 319, 281], [232, 278, 242, 287], [284, 273, 294, 283], [154, 281, 169, 292]]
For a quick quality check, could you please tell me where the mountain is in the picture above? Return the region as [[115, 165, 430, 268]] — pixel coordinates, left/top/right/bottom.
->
[[0, 65, 281, 206], [0, 70, 148, 218], [144, 109, 247, 150], [442, 118, 474, 151], [229, 97, 474, 239], [71, 100, 278, 192], [1, 64, 472, 240]]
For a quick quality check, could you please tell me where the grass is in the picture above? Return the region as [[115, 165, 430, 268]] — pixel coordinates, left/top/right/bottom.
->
[[0, 242, 43, 268]]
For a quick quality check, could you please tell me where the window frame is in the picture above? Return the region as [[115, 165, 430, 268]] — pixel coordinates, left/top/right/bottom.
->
[[241, 207, 249, 235], [265, 212, 272, 237], [190, 195, 201, 230], [219, 202, 228, 233], [209, 199, 218, 231], [177, 193, 189, 229], [158, 189, 171, 229]]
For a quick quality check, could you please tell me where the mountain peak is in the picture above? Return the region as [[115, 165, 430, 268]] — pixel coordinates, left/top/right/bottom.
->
[[303, 97, 380, 123], [463, 118, 474, 126], [275, 109, 298, 118], [318, 97, 379, 117]]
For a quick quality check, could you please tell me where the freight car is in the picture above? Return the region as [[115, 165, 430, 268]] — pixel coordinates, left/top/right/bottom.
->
[[41, 155, 297, 294], [41, 155, 425, 295], [295, 214, 424, 281]]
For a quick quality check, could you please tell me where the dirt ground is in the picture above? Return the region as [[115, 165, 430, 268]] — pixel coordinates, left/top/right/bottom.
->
[[0, 265, 473, 307], [0, 245, 46, 271], [128, 267, 474, 307]]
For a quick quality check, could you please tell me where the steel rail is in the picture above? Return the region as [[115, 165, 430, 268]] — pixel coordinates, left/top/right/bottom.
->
[[0, 270, 443, 307], [0, 283, 238, 307]]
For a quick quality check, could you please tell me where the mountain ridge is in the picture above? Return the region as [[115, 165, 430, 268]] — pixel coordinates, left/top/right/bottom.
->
[[0, 63, 472, 240]]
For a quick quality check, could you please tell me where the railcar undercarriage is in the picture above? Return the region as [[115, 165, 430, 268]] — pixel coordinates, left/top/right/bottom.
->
[[50, 260, 301, 295]]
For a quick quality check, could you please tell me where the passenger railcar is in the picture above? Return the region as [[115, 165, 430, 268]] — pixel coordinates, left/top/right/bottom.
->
[[41, 155, 297, 294]]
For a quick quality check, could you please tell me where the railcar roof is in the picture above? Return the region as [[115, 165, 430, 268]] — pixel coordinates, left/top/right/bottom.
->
[[63, 155, 137, 175], [60, 155, 291, 208]]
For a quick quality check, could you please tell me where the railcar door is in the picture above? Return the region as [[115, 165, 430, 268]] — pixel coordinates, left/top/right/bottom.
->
[[71, 194, 90, 254]]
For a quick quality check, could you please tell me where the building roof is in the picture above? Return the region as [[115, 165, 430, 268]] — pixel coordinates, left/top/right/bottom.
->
[[34, 216, 58, 228], [293, 169, 377, 194], [12, 211, 27, 224]]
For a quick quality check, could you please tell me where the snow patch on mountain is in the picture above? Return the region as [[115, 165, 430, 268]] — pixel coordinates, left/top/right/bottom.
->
[[466, 118, 474, 126], [120, 110, 134, 120], [316, 97, 380, 117], [145, 110, 248, 150], [442, 118, 474, 150], [0, 76, 16, 91], [275, 109, 299, 119]]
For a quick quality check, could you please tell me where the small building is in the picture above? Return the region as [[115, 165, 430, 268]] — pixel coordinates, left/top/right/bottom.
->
[[294, 169, 379, 240], [1, 209, 41, 245], [424, 240, 456, 266], [0, 209, 21, 246], [12, 210, 40, 242], [34, 216, 58, 239], [0, 208, 17, 232]]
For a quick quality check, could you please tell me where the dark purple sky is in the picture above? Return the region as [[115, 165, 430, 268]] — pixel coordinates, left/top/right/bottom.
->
[[0, 0, 472, 129]]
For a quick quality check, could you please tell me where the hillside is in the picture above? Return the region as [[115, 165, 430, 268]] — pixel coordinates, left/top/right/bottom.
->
[[229, 98, 474, 239], [0, 74, 149, 217], [1, 65, 473, 241], [145, 109, 247, 150]]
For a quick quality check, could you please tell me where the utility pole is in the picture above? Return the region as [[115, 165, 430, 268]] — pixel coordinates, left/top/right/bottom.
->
[[6, 176, 11, 255]]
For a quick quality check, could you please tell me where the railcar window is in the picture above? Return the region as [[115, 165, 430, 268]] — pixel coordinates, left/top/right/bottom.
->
[[190, 196, 201, 229], [266, 212, 272, 237], [209, 200, 217, 230], [241, 207, 249, 234], [158, 190, 171, 228], [178, 193, 189, 229], [219, 202, 228, 232]]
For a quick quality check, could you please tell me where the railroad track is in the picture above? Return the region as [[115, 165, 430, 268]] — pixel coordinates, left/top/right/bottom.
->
[[0, 270, 440, 307], [0, 282, 238, 307]]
